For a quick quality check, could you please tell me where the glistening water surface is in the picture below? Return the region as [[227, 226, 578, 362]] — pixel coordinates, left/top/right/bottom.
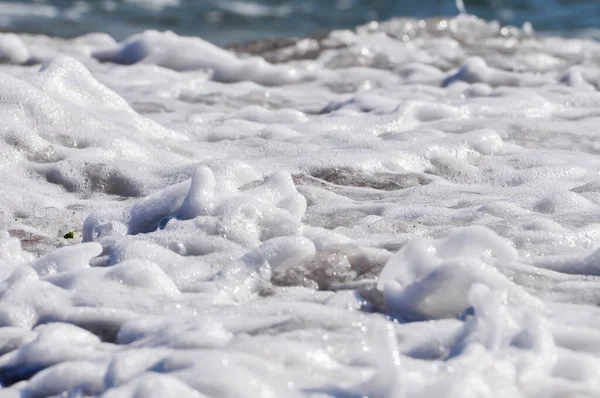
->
[[1, 0, 600, 44]]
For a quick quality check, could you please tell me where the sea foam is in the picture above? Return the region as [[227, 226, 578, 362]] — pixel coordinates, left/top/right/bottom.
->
[[2, 15, 600, 397]]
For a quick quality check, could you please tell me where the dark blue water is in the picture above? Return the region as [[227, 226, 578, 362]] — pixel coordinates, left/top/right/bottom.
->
[[0, 0, 599, 45]]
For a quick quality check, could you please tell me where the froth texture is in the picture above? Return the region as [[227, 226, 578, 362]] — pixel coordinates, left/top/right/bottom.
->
[[3, 15, 600, 397]]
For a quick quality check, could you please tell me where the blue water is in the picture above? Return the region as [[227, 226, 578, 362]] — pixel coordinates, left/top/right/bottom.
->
[[0, 0, 599, 45]]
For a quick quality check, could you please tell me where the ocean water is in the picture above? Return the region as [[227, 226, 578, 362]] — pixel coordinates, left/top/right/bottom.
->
[[1, 0, 600, 44], [3, 1, 600, 397]]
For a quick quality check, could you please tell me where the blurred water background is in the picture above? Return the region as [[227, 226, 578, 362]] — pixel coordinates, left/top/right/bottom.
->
[[0, 0, 598, 45]]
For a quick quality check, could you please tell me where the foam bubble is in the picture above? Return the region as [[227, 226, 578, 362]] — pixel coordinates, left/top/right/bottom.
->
[[2, 15, 600, 398]]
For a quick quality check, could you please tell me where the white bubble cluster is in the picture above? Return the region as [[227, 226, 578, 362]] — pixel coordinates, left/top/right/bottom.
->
[[1, 16, 600, 397]]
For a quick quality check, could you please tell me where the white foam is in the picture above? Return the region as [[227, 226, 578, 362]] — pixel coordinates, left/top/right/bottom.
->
[[0, 33, 29, 64], [93, 30, 313, 85], [2, 15, 600, 397]]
